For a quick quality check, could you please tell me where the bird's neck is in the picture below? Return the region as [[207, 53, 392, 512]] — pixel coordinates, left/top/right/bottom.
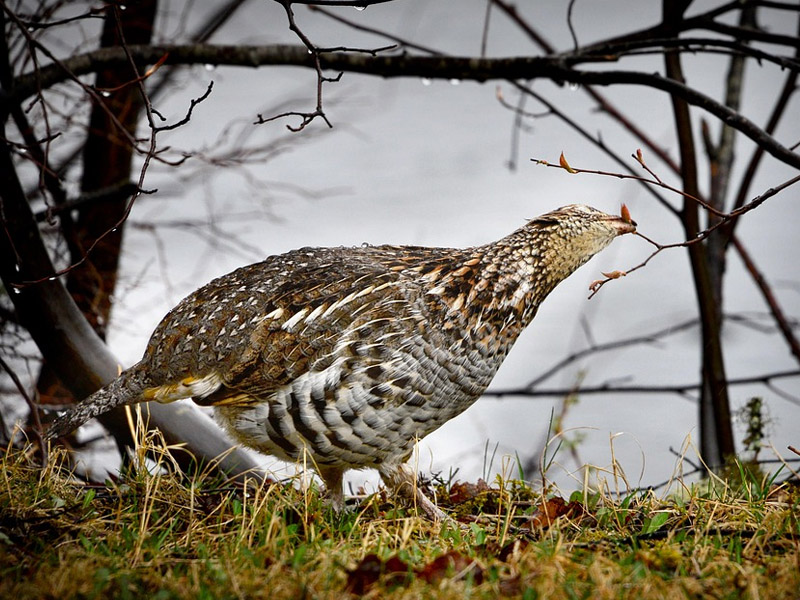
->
[[419, 228, 567, 350]]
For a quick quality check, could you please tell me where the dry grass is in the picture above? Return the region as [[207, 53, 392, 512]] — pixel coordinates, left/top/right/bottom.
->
[[1, 436, 798, 599]]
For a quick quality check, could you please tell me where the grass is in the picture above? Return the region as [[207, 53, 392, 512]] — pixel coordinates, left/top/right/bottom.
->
[[1, 436, 798, 599]]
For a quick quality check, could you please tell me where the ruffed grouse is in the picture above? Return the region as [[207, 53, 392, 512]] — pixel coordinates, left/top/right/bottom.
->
[[48, 204, 636, 518]]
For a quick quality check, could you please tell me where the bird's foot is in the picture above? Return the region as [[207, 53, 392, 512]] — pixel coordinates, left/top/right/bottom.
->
[[413, 485, 450, 522], [379, 462, 452, 523]]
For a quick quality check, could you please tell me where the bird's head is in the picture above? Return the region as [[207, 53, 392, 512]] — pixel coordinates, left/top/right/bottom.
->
[[520, 203, 636, 290], [533, 203, 636, 250]]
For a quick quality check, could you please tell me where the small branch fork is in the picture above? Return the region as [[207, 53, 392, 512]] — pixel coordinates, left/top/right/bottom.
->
[[258, 1, 336, 131], [257, 2, 397, 131], [533, 151, 800, 299]]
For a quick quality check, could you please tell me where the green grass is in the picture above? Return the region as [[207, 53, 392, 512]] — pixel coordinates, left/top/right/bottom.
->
[[1, 439, 798, 599]]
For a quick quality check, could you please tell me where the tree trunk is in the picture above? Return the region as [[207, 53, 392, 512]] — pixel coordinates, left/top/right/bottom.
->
[[0, 117, 262, 477], [662, 1, 735, 470], [36, 2, 156, 411], [0, 5, 261, 479]]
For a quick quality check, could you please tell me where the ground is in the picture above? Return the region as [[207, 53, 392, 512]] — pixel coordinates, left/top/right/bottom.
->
[[1, 436, 798, 599]]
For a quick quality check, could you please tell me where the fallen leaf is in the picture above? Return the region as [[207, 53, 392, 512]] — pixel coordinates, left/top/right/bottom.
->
[[347, 551, 484, 593], [346, 553, 410, 595], [493, 539, 531, 562], [527, 496, 583, 529], [498, 574, 524, 596], [384, 555, 412, 585], [449, 479, 490, 505], [346, 554, 383, 595], [418, 550, 483, 585]]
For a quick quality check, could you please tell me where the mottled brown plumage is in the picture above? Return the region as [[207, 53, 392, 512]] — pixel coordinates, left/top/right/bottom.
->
[[48, 204, 635, 518]]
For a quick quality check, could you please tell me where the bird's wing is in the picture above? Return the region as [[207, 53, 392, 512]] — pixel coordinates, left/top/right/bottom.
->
[[139, 246, 432, 407]]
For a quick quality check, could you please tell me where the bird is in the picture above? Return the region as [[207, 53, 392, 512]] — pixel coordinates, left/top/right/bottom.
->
[[47, 204, 636, 519]]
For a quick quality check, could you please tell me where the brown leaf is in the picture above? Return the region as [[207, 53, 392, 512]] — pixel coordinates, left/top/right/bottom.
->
[[418, 550, 483, 585], [527, 496, 583, 529], [384, 556, 410, 573], [346, 554, 383, 595], [491, 539, 531, 562], [498, 574, 525, 596], [559, 152, 578, 174], [346, 553, 410, 595], [448, 479, 490, 505]]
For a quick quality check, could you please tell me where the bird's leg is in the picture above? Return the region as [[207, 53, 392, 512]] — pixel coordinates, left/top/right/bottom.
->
[[316, 465, 346, 512], [379, 463, 447, 521]]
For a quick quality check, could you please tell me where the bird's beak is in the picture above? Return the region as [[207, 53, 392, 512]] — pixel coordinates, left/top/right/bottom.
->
[[610, 217, 637, 236], [608, 204, 636, 235]]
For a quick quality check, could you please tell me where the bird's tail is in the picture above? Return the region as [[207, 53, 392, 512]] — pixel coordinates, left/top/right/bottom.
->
[[45, 363, 149, 440]]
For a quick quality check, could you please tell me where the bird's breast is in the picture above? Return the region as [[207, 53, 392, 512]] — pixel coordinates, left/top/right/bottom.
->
[[215, 328, 499, 469]]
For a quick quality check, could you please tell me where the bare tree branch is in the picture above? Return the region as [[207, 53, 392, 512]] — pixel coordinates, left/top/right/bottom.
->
[[484, 370, 800, 403], [732, 235, 800, 366], [8, 44, 799, 168], [0, 354, 45, 456], [557, 168, 800, 297], [727, 7, 800, 239], [522, 318, 699, 390]]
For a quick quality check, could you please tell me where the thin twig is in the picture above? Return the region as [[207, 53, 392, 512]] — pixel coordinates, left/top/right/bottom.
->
[[530, 155, 800, 298], [533, 152, 724, 216], [524, 318, 699, 389], [0, 354, 47, 465], [153, 81, 214, 132], [480, 0, 492, 57], [492, 0, 681, 175], [732, 235, 800, 366], [512, 86, 680, 216], [270, 1, 335, 131], [566, 0, 579, 52], [484, 369, 800, 402]]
